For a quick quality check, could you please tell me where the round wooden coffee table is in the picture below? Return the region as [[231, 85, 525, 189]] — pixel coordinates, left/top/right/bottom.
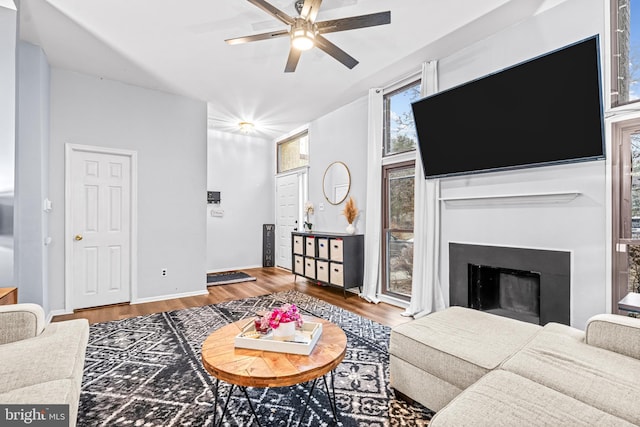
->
[[202, 316, 347, 427]]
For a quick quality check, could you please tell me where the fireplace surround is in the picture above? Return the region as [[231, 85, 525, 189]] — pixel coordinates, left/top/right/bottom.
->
[[449, 243, 570, 325]]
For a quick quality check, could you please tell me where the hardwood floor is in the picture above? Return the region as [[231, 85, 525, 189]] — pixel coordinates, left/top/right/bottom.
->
[[52, 267, 412, 327]]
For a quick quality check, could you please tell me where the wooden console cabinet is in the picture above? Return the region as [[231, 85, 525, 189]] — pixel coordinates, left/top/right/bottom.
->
[[0, 287, 17, 305], [292, 231, 364, 297]]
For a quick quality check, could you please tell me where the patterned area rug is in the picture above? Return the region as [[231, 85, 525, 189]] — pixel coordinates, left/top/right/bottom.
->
[[78, 290, 434, 426]]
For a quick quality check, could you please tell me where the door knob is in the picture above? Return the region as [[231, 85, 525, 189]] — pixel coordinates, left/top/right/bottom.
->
[[74, 234, 83, 241]]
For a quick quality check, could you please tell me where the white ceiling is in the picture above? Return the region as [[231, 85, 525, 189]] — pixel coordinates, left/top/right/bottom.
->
[[17, 0, 560, 138]]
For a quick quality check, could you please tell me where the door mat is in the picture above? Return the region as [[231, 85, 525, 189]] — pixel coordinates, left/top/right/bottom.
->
[[206, 271, 256, 286]]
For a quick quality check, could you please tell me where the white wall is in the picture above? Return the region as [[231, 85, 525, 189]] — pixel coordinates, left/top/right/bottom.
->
[[0, 4, 16, 287], [49, 69, 207, 310], [307, 96, 368, 234], [0, 4, 15, 194], [206, 129, 274, 272], [436, 0, 606, 328], [15, 41, 50, 310]]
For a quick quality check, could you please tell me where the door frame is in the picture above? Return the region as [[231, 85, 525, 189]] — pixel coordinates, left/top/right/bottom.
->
[[611, 118, 640, 313], [64, 144, 138, 312]]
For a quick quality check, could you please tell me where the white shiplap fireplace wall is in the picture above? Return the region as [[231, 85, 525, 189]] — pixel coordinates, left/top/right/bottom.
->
[[435, 0, 607, 329]]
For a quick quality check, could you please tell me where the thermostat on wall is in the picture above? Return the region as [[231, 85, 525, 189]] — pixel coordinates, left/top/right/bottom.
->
[[207, 191, 221, 204]]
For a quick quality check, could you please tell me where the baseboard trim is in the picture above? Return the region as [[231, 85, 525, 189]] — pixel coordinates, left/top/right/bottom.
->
[[377, 294, 410, 309], [131, 289, 209, 305]]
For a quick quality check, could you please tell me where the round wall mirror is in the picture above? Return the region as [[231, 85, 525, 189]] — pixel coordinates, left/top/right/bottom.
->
[[322, 161, 351, 205]]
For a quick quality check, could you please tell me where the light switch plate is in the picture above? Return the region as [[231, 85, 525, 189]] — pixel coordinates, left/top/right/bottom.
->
[[43, 198, 52, 212]]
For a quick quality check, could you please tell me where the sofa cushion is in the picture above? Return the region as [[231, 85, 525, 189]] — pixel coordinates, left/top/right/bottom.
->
[[389, 354, 462, 412], [538, 321, 585, 341], [0, 304, 46, 345], [429, 370, 635, 427], [390, 307, 540, 389], [585, 314, 640, 360], [0, 319, 89, 394], [501, 323, 640, 425]]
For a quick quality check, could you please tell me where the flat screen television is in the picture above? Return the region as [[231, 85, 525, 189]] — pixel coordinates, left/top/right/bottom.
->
[[411, 36, 604, 179]]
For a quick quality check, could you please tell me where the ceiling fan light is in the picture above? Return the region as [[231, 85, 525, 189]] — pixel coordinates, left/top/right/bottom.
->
[[292, 30, 314, 51], [291, 18, 315, 51], [292, 35, 314, 51]]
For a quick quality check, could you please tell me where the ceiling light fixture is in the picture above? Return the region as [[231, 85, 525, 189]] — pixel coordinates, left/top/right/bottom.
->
[[291, 19, 315, 51], [238, 121, 255, 133]]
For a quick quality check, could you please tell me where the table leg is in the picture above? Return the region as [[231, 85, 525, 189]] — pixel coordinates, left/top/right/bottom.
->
[[297, 377, 319, 427], [213, 378, 219, 427], [214, 374, 338, 427], [240, 387, 263, 427], [322, 372, 339, 423], [215, 384, 235, 427], [331, 370, 336, 401]]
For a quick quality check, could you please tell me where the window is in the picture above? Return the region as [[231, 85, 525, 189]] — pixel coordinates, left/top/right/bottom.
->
[[277, 131, 309, 173], [383, 81, 421, 156], [382, 161, 415, 299], [612, 0, 640, 106], [612, 119, 640, 314]]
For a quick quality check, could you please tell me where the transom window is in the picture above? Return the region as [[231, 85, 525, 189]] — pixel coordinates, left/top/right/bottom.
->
[[277, 131, 309, 173], [383, 81, 421, 156]]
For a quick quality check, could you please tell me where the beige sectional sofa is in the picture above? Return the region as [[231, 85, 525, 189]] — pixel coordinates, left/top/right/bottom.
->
[[0, 304, 89, 426], [390, 306, 640, 426]]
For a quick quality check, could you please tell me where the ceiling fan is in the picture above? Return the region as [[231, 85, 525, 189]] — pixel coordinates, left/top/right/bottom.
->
[[226, 0, 391, 72]]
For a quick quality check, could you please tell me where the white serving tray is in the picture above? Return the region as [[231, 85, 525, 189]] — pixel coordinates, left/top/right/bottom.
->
[[234, 321, 323, 355]]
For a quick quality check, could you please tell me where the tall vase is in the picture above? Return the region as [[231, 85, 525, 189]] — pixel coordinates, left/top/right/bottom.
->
[[346, 223, 356, 235], [271, 321, 296, 341]]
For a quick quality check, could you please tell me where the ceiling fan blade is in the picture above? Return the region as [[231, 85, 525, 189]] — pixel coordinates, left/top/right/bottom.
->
[[314, 35, 358, 69], [285, 47, 302, 73], [225, 29, 289, 45], [317, 11, 390, 34], [299, 0, 323, 23], [247, 0, 295, 26]]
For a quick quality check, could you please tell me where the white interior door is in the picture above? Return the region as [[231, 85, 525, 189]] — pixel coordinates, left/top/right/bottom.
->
[[67, 145, 135, 309], [276, 173, 301, 269]]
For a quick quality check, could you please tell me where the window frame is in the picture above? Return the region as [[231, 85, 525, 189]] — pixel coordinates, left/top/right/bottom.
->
[[611, 0, 635, 107], [381, 160, 416, 301], [612, 118, 640, 314], [276, 130, 309, 174], [383, 79, 422, 157]]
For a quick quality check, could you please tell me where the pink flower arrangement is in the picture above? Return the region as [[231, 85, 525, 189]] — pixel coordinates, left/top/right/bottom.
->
[[260, 304, 303, 330]]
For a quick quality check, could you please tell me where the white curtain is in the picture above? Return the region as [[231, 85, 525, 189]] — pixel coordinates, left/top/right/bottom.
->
[[360, 88, 383, 303], [403, 61, 446, 318]]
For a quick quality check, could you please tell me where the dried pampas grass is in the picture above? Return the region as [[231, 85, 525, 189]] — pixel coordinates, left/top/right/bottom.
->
[[342, 196, 358, 224]]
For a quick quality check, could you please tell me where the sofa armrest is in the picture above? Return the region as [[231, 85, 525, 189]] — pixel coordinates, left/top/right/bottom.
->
[[585, 314, 640, 360], [0, 303, 46, 345]]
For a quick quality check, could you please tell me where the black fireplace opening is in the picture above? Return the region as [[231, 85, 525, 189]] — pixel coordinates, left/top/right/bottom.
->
[[468, 264, 541, 325], [450, 243, 570, 326]]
